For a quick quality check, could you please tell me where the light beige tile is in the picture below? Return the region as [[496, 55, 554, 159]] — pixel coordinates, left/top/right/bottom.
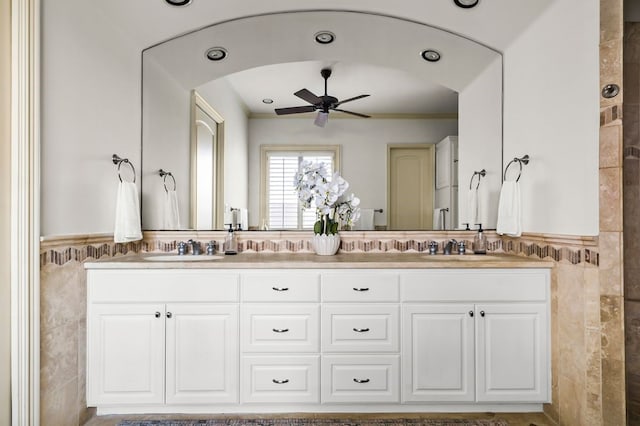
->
[[41, 377, 79, 426], [559, 375, 586, 426], [601, 0, 623, 43], [601, 295, 625, 361], [598, 232, 623, 296], [601, 357, 626, 426], [600, 123, 621, 168], [40, 263, 82, 331], [601, 38, 623, 109], [40, 322, 78, 396], [599, 168, 623, 232]]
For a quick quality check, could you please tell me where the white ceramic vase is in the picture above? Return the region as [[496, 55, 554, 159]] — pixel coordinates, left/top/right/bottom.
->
[[311, 233, 341, 256]]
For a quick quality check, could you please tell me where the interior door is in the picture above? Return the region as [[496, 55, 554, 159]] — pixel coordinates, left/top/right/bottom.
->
[[388, 145, 434, 230]]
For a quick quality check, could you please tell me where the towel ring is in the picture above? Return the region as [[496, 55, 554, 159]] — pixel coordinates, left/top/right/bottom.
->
[[112, 154, 136, 183], [503, 155, 530, 182], [159, 169, 176, 192], [469, 169, 486, 190]]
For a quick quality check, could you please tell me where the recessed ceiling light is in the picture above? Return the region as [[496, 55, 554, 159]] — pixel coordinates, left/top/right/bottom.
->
[[421, 49, 441, 62], [262, 98, 274, 104], [205, 47, 228, 61], [165, 0, 192, 6], [453, 0, 479, 8], [314, 31, 336, 45]]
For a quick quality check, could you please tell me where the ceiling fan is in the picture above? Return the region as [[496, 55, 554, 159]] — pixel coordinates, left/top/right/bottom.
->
[[274, 68, 371, 127]]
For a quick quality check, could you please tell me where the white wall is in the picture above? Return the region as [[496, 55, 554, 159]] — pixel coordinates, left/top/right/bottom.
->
[[248, 118, 458, 229], [41, 0, 141, 235], [502, 0, 599, 235]]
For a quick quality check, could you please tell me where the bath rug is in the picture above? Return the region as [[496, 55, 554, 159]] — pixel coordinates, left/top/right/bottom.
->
[[117, 418, 509, 426]]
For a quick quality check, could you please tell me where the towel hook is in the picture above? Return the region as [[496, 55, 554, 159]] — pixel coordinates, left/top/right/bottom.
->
[[469, 169, 486, 190], [158, 169, 177, 192], [112, 154, 136, 183], [503, 155, 530, 182]]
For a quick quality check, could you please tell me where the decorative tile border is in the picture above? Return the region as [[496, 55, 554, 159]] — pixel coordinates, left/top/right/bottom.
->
[[40, 231, 598, 267], [601, 104, 622, 126], [625, 146, 640, 160]]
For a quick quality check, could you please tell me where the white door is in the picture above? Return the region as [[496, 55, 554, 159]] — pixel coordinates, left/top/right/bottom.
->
[[388, 145, 434, 230], [165, 303, 239, 404], [88, 303, 165, 405], [476, 303, 549, 402], [402, 304, 475, 402]]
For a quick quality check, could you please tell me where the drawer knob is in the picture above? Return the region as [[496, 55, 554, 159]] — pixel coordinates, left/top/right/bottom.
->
[[353, 287, 370, 292], [272, 379, 289, 384], [272, 287, 289, 292], [480, 310, 485, 317], [469, 311, 474, 317], [272, 328, 289, 333], [166, 312, 173, 319], [154, 312, 161, 318], [353, 327, 370, 333], [353, 378, 370, 384]]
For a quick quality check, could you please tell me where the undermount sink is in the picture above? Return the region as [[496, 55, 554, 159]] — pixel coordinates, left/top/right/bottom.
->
[[143, 254, 224, 261]]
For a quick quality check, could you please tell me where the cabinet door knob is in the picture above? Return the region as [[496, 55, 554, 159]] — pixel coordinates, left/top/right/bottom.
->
[[272, 287, 289, 291], [480, 310, 485, 317], [154, 312, 161, 318], [469, 311, 474, 317], [272, 328, 289, 333], [353, 327, 370, 333], [166, 312, 173, 318], [353, 378, 370, 384], [353, 287, 369, 292], [272, 379, 289, 384]]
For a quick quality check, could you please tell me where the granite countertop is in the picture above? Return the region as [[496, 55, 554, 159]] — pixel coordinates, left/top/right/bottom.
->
[[84, 252, 554, 269]]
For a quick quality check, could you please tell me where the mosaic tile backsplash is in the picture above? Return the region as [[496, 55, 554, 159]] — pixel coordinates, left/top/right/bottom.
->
[[40, 231, 598, 266]]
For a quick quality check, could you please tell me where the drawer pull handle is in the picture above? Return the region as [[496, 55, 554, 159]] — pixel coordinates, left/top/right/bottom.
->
[[272, 328, 289, 333], [469, 311, 474, 317], [480, 310, 485, 317], [272, 287, 289, 291], [353, 327, 370, 333], [353, 378, 370, 384], [154, 312, 161, 318], [272, 379, 289, 384], [166, 312, 172, 319], [353, 287, 370, 292]]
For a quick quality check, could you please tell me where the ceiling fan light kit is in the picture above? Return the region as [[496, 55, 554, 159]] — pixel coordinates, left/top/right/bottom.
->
[[275, 68, 371, 127]]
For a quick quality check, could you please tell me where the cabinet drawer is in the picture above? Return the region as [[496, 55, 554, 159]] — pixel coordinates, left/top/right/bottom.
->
[[241, 305, 319, 352], [322, 272, 400, 302], [401, 269, 549, 302], [88, 270, 239, 302], [241, 356, 319, 403], [241, 271, 320, 302], [322, 305, 399, 352], [321, 355, 400, 403]]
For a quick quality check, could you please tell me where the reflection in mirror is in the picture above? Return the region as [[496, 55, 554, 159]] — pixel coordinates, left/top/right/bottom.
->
[[190, 92, 225, 229], [141, 11, 503, 231]]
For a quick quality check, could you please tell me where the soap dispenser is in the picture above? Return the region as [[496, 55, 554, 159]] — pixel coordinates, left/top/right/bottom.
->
[[224, 224, 238, 255], [473, 223, 487, 255]]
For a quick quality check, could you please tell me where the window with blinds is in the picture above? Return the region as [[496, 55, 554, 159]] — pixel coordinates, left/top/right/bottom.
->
[[266, 151, 335, 230]]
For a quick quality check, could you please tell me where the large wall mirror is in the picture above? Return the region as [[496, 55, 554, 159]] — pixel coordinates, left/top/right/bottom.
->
[[141, 11, 503, 231]]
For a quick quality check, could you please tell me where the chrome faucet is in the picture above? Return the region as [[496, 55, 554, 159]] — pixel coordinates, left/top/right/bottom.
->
[[177, 241, 187, 255], [187, 239, 202, 255], [443, 239, 458, 255], [428, 241, 438, 255], [206, 241, 216, 255]]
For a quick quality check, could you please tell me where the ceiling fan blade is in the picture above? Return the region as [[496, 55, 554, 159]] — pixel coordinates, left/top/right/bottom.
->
[[275, 105, 317, 115], [294, 89, 323, 105], [334, 94, 370, 107], [333, 108, 371, 118]]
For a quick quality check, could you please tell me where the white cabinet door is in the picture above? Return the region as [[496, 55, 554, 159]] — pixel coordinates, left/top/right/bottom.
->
[[402, 304, 475, 402], [165, 304, 239, 404], [88, 303, 165, 405], [476, 303, 548, 403]]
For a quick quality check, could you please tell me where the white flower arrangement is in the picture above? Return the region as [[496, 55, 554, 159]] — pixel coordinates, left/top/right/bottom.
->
[[294, 161, 361, 235]]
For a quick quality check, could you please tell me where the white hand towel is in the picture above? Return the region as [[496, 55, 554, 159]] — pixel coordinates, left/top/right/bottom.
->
[[496, 181, 522, 237], [163, 189, 181, 230], [433, 208, 443, 230], [467, 188, 479, 226], [114, 181, 142, 243], [356, 209, 375, 230]]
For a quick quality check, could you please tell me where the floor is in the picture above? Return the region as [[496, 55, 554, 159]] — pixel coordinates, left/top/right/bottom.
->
[[83, 412, 556, 426]]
